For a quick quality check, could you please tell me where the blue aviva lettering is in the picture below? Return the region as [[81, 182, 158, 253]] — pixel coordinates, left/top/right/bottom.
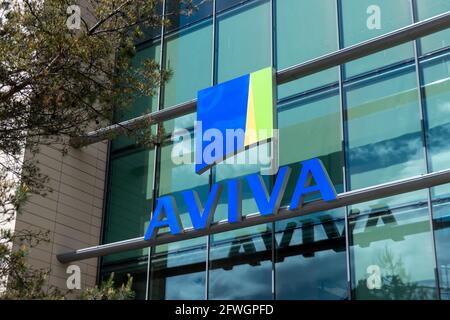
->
[[144, 158, 337, 240]]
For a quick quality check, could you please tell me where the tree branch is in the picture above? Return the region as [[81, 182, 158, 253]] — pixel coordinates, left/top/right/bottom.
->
[[88, 0, 132, 35]]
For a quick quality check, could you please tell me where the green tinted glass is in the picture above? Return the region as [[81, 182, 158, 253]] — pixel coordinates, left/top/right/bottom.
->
[[279, 88, 343, 205], [165, 0, 213, 32], [100, 261, 148, 300], [275, 88, 347, 299], [214, 147, 272, 223], [416, 0, 450, 54], [431, 184, 450, 299], [345, 64, 424, 190], [112, 41, 161, 151], [103, 149, 154, 263], [149, 133, 210, 299], [163, 20, 213, 108], [349, 191, 436, 300], [340, 0, 413, 78], [422, 52, 450, 174], [210, 130, 273, 299], [276, 0, 339, 98], [275, 209, 348, 300], [216, 0, 271, 83], [149, 238, 207, 300], [209, 226, 273, 300], [158, 132, 210, 231]]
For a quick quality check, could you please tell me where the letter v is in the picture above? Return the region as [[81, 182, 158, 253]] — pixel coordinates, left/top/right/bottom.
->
[[246, 166, 291, 216], [182, 184, 223, 230]]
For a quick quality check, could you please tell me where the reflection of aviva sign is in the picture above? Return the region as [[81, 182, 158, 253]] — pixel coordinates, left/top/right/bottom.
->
[[144, 67, 337, 241], [195, 67, 275, 174]]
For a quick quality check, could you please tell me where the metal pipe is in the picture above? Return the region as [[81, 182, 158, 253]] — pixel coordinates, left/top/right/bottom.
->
[[57, 166, 450, 263], [71, 11, 450, 148]]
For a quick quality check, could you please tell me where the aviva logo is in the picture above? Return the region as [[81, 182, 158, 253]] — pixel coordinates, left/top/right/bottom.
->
[[195, 67, 276, 174]]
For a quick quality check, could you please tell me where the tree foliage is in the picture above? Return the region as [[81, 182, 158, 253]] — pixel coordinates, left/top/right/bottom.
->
[[0, 0, 173, 194], [0, 0, 202, 299], [78, 273, 135, 300], [0, 230, 62, 300], [0, 179, 134, 299]]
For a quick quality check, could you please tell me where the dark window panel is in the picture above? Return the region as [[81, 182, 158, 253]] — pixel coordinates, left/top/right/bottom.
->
[[102, 149, 155, 264], [275, 209, 348, 300], [165, 0, 213, 33]]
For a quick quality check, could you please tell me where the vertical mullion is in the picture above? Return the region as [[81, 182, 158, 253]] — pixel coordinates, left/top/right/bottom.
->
[[270, 0, 276, 301], [410, 0, 442, 300], [335, 0, 352, 301], [96, 140, 111, 286], [146, 0, 167, 301], [205, 0, 217, 301]]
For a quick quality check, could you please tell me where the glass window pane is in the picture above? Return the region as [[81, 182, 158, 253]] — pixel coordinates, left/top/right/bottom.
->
[[149, 132, 210, 299], [211, 140, 273, 299], [135, 0, 163, 45], [349, 191, 437, 300], [340, 0, 414, 78], [103, 149, 154, 263], [112, 41, 161, 151], [116, 42, 161, 121], [345, 64, 424, 190], [158, 136, 209, 225], [163, 20, 212, 108], [422, 51, 450, 173], [431, 184, 450, 299], [276, 88, 346, 299], [278, 70, 339, 101], [416, 0, 450, 54], [209, 226, 273, 300], [216, 0, 271, 83], [214, 146, 272, 221], [275, 209, 348, 300], [194, 2, 273, 298], [159, 132, 210, 229], [149, 238, 207, 300], [276, 0, 339, 97], [165, 0, 213, 32], [279, 88, 343, 206], [101, 260, 148, 300], [162, 114, 196, 140], [216, 0, 253, 13]]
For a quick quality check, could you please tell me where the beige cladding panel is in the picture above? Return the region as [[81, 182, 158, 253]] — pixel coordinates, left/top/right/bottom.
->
[[13, 140, 107, 296]]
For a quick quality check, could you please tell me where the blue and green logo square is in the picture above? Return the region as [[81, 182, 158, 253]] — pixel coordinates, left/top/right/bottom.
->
[[195, 67, 276, 174]]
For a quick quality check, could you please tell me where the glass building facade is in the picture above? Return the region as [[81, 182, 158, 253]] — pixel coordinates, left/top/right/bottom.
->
[[100, 0, 450, 300]]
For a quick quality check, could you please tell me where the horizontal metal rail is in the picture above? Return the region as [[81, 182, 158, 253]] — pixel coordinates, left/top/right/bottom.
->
[[57, 167, 450, 263], [71, 11, 450, 148]]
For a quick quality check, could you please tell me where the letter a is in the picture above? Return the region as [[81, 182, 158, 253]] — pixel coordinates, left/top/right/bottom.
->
[[144, 196, 183, 240], [367, 5, 381, 30], [289, 158, 337, 210]]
